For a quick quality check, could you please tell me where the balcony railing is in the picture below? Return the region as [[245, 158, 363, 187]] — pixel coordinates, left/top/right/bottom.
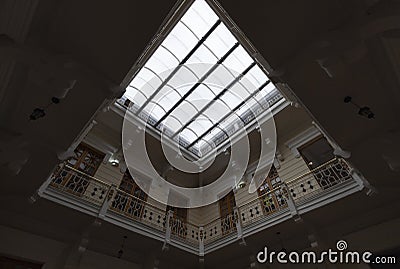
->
[[40, 158, 363, 256], [50, 164, 111, 207]]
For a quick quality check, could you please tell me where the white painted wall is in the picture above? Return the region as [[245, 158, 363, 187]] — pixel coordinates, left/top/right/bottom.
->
[[94, 162, 124, 186], [190, 122, 317, 226], [275, 143, 310, 183]]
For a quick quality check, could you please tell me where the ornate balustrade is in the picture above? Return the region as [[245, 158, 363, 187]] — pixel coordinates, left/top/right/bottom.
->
[[285, 158, 353, 203], [203, 213, 238, 245], [50, 164, 111, 207], [109, 189, 166, 231], [43, 158, 361, 255], [169, 216, 200, 247], [238, 187, 288, 228]]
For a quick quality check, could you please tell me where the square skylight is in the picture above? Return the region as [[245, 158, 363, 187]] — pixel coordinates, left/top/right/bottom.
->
[[119, 0, 284, 159]]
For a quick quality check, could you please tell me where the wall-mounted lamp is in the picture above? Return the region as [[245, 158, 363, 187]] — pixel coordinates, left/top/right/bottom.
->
[[237, 181, 246, 189], [110, 158, 120, 167]]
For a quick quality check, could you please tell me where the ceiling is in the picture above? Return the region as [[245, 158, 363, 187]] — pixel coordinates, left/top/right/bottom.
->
[[1, 0, 400, 268]]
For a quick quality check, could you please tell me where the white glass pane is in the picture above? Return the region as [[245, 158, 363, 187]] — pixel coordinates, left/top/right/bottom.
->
[[162, 22, 198, 61], [203, 101, 229, 123], [129, 68, 161, 93], [220, 113, 242, 130], [201, 127, 223, 145], [162, 116, 182, 133], [168, 67, 199, 90], [203, 23, 236, 59], [187, 44, 218, 65], [187, 117, 213, 134], [241, 65, 268, 90], [143, 103, 166, 122], [181, 0, 218, 39], [229, 82, 252, 100], [169, 104, 198, 127], [180, 128, 198, 143], [259, 82, 276, 96], [207, 84, 225, 96], [125, 87, 147, 107], [186, 84, 216, 110], [220, 91, 242, 109], [173, 84, 192, 99], [125, 86, 139, 100], [204, 65, 236, 90], [146, 46, 179, 76], [153, 87, 181, 112], [222, 45, 253, 74]]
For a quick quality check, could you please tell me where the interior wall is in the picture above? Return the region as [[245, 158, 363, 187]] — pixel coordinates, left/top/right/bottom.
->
[[199, 202, 220, 226], [185, 123, 317, 226], [232, 124, 314, 207], [275, 142, 311, 183], [94, 162, 124, 186], [187, 207, 202, 225]]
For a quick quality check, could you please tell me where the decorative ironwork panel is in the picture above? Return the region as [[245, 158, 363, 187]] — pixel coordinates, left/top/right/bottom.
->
[[170, 216, 187, 239], [240, 188, 288, 227], [49, 164, 110, 206], [110, 191, 146, 219], [287, 159, 352, 201]]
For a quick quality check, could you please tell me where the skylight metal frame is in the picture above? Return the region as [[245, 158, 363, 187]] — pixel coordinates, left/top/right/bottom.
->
[[117, 0, 287, 161]]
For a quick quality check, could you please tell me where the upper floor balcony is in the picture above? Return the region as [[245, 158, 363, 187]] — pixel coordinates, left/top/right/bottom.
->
[[38, 156, 365, 256]]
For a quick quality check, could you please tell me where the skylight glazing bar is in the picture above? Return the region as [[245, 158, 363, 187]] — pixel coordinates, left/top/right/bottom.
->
[[154, 42, 240, 128], [170, 62, 257, 139], [186, 80, 271, 149], [120, 0, 286, 159], [135, 19, 222, 115]]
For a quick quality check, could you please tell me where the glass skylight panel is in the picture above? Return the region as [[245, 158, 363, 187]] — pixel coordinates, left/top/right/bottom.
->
[[190, 117, 213, 134], [185, 84, 215, 110], [180, 0, 218, 38], [180, 128, 198, 143], [202, 102, 227, 122], [162, 22, 198, 61], [146, 102, 166, 121], [203, 24, 236, 59], [120, 0, 284, 158], [220, 91, 243, 110], [125, 87, 146, 107], [240, 65, 268, 91], [221, 45, 254, 74], [145, 46, 179, 75], [153, 87, 181, 113], [168, 68, 199, 90], [229, 83, 252, 99], [168, 104, 197, 129], [130, 68, 160, 92], [186, 44, 218, 65], [204, 65, 236, 89], [220, 113, 244, 133], [200, 127, 226, 148]]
